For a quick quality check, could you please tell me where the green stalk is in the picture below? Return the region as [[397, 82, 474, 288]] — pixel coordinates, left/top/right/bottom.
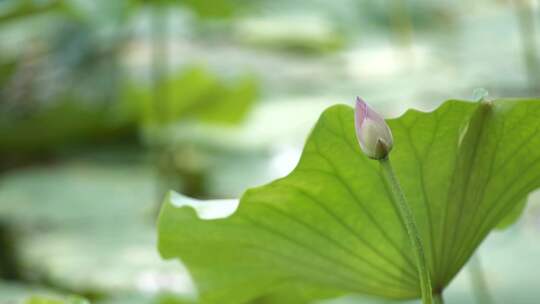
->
[[469, 254, 493, 304], [513, 0, 540, 94], [434, 293, 444, 304], [151, 3, 169, 124], [389, 0, 414, 49], [380, 157, 433, 304], [151, 3, 171, 218]]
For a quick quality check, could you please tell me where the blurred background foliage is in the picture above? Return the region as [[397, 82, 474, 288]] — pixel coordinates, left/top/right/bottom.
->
[[0, 0, 539, 303]]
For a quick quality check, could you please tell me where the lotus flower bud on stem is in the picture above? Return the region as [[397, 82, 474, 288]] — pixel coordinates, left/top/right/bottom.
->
[[354, 97, 394, 159], [354, 96, 434, 303]]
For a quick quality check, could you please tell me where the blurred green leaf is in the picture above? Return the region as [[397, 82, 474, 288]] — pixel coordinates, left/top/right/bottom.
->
[[25, 295, 89, 304], [178, 0, 235, 19], [135, 0, 248, 19], [235, 16, 344, 54], [0, 60, 17, 86], [158, 99, 540, 302], [195, 76, 258, 125], [128, 66, 259, 127], [0, 99, 135, 153], [0, 0, 63, 23], [0, 66, 257, 154]]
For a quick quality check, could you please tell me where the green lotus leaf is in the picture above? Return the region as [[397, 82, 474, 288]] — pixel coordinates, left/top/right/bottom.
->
[[495, 196, 528, 230], [158, 99, 540, 303]]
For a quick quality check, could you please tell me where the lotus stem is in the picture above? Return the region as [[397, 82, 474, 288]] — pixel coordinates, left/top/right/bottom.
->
[[434, 293, 445, 304], [389, 0, 414, 49], [380, 157, 433, 304], [513, 0, 540, 94], [151, 3, 170, 123], [469, 254, 494, 304]]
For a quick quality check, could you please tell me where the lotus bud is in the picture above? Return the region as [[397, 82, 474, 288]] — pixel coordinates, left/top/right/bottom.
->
[[354, 97, 393, 160]]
